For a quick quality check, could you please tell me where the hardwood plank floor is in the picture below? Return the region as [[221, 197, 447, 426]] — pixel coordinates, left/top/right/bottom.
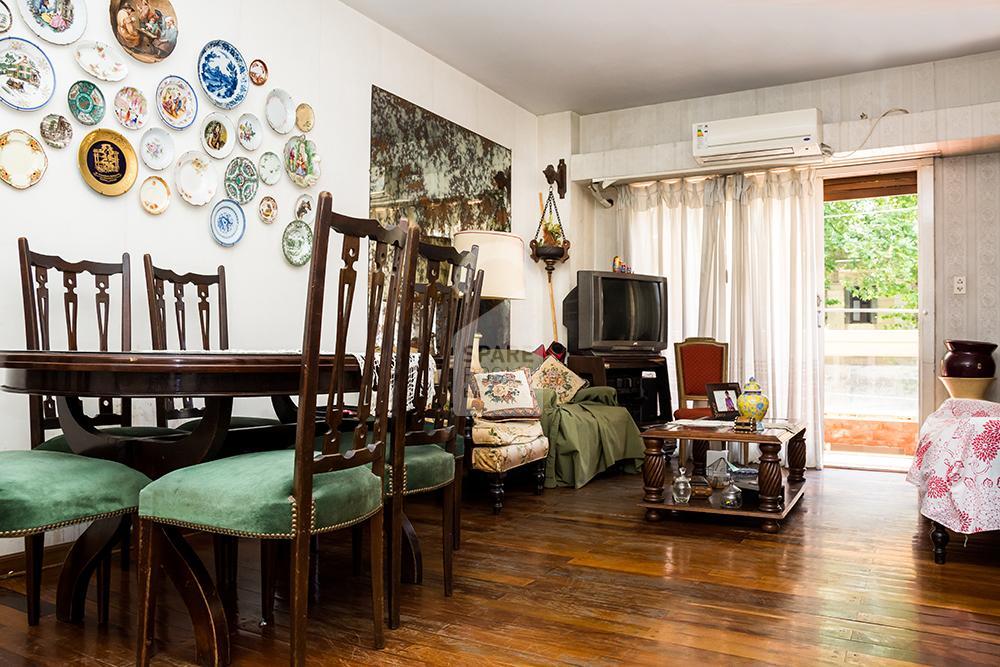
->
[[1, 467, 999, 666]]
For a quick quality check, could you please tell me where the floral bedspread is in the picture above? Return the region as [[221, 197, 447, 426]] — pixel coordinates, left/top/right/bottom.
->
[[907, 398, 1000, 534]]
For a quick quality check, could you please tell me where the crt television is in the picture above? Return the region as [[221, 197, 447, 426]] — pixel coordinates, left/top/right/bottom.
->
[[563, 271, 669, 352]]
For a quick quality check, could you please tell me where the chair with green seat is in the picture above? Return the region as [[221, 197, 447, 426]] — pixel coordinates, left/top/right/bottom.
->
[[5, 238, 163, 626], [135, 194, 420, 665]]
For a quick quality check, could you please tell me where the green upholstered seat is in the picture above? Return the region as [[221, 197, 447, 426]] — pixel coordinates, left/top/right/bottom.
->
[[315, 431, 455, 495], [138, 450, 382, 538], [0, 450, 151, 537], [422, 421, 465, 456], [38, 426, 186, 454], [176, 416, 281, 432]]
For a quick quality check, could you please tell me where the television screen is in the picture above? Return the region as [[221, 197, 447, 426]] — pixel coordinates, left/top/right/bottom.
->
[[599, 277, 662, 342]]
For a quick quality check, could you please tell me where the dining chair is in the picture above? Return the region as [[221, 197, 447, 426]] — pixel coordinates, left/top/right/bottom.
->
[[1, 239, 159, 626], [674, 336, 732, 463], [136, 193, 420, 665]]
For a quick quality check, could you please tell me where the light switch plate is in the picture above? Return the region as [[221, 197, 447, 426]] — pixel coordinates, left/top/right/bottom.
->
[[954, 275, 967, 295]]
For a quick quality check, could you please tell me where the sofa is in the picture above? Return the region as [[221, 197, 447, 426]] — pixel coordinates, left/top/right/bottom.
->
[[477, 349, 644, 488]]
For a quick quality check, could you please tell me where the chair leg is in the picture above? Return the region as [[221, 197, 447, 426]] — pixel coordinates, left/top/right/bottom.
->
[[453, 456, 463, 551], [351, 524, 363, 576], [259, 540, 278, 628], [212, 534, 238, 627], [931, 522, 950, 564], [442, 483, 454, 598], [24, 533, 44, 626], [535, 460, 545, 495], [120, 514, 132, 571], [96, 552, 111, 626], [490, 474, 505, 515], [387, 495, 403, 630], [368, 511, 385, 649], [136, 519, 163, 666], [289, 531, 311, 667]]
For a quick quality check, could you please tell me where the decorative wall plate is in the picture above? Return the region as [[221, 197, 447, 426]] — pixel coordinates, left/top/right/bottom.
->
[[224, 156, 258, 205], [265, 88, 294, 134], [67, 80, 105, 125], [258, 195, 276, 223], [155, 74, 197, 130], [78, 128, 137, 196], [248, 58, 267, 85], [210, 199, 246, 247], [237, 113, 262, 151], [39, 114, 71, 149], [197, 39, 248, 110], [295, 103, 314, 132], [175, 150, 217, 206], [294, 193, 314, 222], [282, 220, 313, 266], [73, 40, 127, 81], [113, 85, 148, 130], [0, 1, 13, 34], [258, 151, 281, 185], [17, 0, 86, 45], [0, 129, 47, 189], [140, 127, 173, 171], [140, 175, 170, 215], [284, 135, 321, 188], [200, 112, 235, 159], [109, 0, 178, 64], [0, 37, 55, 111]]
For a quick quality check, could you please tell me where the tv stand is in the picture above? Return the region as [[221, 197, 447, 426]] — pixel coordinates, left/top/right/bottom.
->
[[567, 351, 673, 428]]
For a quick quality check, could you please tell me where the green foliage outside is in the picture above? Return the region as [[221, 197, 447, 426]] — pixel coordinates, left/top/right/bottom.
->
[[824, 194, 918, 329]]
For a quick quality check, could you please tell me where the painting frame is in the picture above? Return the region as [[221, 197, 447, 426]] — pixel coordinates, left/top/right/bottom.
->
[[706, 382, 741, 421]]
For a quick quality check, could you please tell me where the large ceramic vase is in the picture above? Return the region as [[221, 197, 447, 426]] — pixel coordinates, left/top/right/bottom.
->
[[940, 340, 997, 378], [737, 377, 770, 429]]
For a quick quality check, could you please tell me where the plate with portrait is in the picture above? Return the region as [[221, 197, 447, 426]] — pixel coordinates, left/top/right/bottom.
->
[[109, 0, 177, 63], [78, 128, 137, 197], [155, 74, 197, 130], [200, 112, 235, 159], [17, 0, 87, 45]]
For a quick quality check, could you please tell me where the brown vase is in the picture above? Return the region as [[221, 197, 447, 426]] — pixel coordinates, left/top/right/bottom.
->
[[941, 340, 997, 378]]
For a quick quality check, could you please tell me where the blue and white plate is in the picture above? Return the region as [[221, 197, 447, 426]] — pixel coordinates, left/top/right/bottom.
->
[[197, 40, 248, 110], [210, 199, 246, 247], [0, 37, 55, 111]]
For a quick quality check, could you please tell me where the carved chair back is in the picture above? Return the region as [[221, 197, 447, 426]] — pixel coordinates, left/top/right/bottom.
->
[[17, 237, 133, 448], [674, 336, 729, 406], [292, 192, 419, 522], [143, 255, 229, 426]]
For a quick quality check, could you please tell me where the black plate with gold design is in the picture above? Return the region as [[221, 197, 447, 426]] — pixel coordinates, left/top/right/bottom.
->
[[78, 128, 137, 196]]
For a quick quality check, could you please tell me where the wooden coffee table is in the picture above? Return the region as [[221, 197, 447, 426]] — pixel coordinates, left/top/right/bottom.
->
[[639, 420, 807, 532]]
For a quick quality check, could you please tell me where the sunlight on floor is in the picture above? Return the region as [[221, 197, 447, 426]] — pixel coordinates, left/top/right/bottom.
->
[[824, 450, 912, 473]]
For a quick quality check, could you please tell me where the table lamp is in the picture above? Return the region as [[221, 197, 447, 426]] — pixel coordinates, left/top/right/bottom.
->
[[453, 230, 526, 371]]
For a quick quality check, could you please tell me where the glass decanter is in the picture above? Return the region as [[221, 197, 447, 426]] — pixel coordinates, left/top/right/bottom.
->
[[720, 480, 743, 510], [672, 467, 693, 504]]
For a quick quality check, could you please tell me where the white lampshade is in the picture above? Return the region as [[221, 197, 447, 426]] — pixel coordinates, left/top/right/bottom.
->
[[453, 230, 526, 300]]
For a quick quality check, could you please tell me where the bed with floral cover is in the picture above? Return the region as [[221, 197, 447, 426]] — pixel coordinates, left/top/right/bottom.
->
[[907, 398, 1000, 562]]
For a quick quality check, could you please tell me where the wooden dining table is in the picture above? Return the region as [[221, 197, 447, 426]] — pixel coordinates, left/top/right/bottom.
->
[[0, 349, 423, 663]]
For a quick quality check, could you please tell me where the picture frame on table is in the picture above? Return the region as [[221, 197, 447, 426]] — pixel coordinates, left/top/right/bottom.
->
[[706, 382, 741, 420]]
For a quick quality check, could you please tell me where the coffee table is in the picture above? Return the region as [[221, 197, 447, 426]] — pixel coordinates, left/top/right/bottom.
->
[[639, 420, 807, 532]]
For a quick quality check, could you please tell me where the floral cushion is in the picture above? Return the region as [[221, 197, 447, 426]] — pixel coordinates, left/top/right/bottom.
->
[[530, 356, 587, 405], [472, 436, 549, 473], [473, 368, 541, 420], [472, 418, 544, 447]]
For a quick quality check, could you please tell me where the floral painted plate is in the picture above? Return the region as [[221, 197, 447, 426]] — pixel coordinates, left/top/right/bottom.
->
[[77, 128, 137, 196], [224, 156, 258, 205], [110, 0, 178, 64], [210, 199, 246, 247], [201, 112, 235, 159], [67, 79, 105, 125], [258, 151, 282, 186], [282, 220, 313, 267], [113, 85, 148, 130], [0, 2, 11, 34], [140, 127, 174, 171], [0, 129, 47, 189], [140, 175, 170, 215], [295, 103, 314, 132], [258, 196, 277, 223], [175, 150, 218, 206], [284, 135, 321, 188], [237, 113, 262, 151], [197, 39, 249, 110], [249, 58, 267, 85], [155, 75, 197, 130], [265, 88, 294, 134], [17, 0, 87, 45], [39, 114, 72, 149], [294, 193, 314, 222], [0, 37, 55, 111], [73, 40, 127, 81]]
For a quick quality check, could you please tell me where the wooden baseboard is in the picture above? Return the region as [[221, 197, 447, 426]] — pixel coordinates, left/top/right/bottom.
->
[[0, 540, 76, 578]]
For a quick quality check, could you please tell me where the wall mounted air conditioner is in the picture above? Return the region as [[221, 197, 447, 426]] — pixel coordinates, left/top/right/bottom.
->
[[692, 108, 824, 166]]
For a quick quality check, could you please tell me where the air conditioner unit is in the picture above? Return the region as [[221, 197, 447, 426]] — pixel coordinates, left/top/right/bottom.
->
[[692, 108, 824, 166]]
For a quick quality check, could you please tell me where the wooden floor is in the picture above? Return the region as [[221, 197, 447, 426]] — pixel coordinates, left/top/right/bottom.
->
[[2, 467, 1000, 666]]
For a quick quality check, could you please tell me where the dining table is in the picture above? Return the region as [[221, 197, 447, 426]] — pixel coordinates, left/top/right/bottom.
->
[[0, 349, 424, 663]]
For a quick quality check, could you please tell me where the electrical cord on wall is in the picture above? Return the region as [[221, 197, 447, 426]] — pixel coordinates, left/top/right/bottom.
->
[[837, 107, 910, 158]]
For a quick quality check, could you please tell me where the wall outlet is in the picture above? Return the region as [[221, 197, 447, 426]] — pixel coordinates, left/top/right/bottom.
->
[[954, 275, 967, 295]]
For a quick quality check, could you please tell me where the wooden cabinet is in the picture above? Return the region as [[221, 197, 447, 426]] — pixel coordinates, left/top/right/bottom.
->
[[567, 352, 673, 428]]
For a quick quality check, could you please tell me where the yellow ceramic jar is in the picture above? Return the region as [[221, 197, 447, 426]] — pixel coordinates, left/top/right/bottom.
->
[[737, 376, 770, 426]]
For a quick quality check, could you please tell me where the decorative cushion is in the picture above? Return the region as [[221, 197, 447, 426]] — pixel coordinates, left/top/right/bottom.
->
[[472, 436, 549, 474], [0, 450, 151, 537], [472, 418, 544, 446], [177, 416, 281, 432], [139, 450, 382, 538], [473, 368, 541, 420], [38, 426, 186, 454], [674, 407, 713, 420], [530, 356, 587, 405]]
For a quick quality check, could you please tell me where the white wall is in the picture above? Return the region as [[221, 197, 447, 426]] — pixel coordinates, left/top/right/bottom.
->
[[0, 0, 544, 556]]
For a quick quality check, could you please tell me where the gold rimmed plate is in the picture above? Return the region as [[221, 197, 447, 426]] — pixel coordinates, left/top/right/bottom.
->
[[78, 128, 137, 196]]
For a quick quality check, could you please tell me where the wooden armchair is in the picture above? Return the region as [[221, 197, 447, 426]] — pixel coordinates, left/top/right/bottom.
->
[[674, 337, 729, 463]]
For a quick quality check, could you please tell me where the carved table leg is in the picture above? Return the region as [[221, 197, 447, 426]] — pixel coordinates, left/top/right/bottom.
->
[[57, 515, 129, 624], [692, 439, 709, 478], [788, 434, 807, 484], [931, 522, 949, 564], [642, 436, 666, 521], [757, 441, 783, 533]]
